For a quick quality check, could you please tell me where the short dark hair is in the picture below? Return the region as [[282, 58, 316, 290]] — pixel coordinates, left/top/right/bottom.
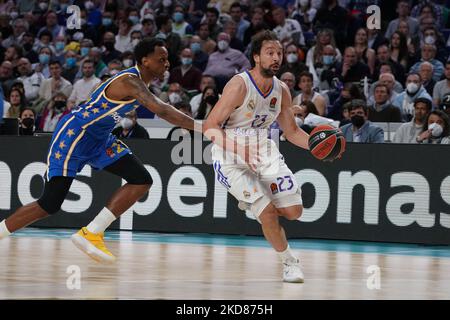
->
[[155, 13, 170, 30], [446, 59, 450, 68], [230, 2, 241, 11], [49, 60, 61, 67], [134, 37, 165, 65], [206, 7, 220, 18], [250, 30, 280, 67], [374, 83, 390, 95], [20, 107, 36, 118], [414, 97, 432, 111], [348, 99, 368, 113], [298, 71, 313, 82]]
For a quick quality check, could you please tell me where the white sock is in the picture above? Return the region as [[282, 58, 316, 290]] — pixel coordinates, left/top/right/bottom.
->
[[277, 244, 297, 264], [86, 208, 116, 234], [0, 220, 11, 240]]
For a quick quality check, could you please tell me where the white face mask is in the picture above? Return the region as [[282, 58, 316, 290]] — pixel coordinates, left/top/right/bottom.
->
[[120, 117, 134, 129], [310, 0, 322, 9], [286, 53, 298, 64], [424, 35, 435, 45], [217, 40, 229, 51], [299, 0, 310, 7], [131, 39, 140, 48], [39, 2, 48, 11], [84, 1, 94, 10], [429, 122, 443, 137], [123, 59, 133, 68], [406, 82, 419, 94], [168, 92, 182, 104]]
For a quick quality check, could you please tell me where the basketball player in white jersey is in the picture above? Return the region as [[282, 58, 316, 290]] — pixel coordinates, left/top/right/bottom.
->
[[204, 31, 310, 283]]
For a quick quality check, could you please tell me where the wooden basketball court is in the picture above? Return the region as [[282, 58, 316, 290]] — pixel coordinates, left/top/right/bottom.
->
[[0, 228, 449, 299]]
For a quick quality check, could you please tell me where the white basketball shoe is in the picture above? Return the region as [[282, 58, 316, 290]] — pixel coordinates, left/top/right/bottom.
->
[[283, 259, 305, 283]]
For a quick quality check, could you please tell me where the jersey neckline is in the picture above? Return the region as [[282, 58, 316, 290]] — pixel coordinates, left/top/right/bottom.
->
[[245, 70, 274, 99]]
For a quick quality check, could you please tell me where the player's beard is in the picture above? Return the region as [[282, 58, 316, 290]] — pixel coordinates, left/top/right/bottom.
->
[[260, 64, 279, 78]]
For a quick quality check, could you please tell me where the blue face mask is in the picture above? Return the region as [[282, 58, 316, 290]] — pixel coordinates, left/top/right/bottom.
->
[[55, 41, 65, 51], [181, 57, 192, 65], [129, 16, 140, 25], [39, 53, 50, 65], [322, 55, 334, 65], [60, 3, 68, 12], [173, 12, 184, 23], [190, 42, 201, 53], [102, 17, 112, 26], [66, 57, 77, 68], [80, 47, 90, 57]]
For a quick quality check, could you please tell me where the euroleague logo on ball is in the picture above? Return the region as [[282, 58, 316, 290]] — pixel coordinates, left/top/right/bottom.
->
[[319, 132, 326, 139]]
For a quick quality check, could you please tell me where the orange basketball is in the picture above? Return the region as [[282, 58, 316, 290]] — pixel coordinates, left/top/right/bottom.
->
[[308, 125, 346, 161]]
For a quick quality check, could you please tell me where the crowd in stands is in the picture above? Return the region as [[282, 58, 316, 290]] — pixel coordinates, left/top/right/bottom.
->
[[1, 0, 450, 144]]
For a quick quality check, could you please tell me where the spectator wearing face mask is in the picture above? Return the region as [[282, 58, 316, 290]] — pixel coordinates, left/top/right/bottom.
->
[[314, 44, 340, 91], [203, 33, 251, 91], [189, 35, 209, 72], [159, 82, 190, 107], [277, 43, 307, 78], [98, 11, 118, 36], [33, 46, 53, 78], [39, 92, 70, 132], [171, 4, 193, 39], [195, 86, 219, 120], [393, 73, 432, 122], [112, 110, 150, 139], [189, 75, 217, 118], [393, 97, 431, 144], [416, 110, 450, 144], [19, 108, 37, 136], [101, 32, 122, 65], [62, 50, 79, 84], [340, 100, 384, 143], [168, 48, 203, 92]]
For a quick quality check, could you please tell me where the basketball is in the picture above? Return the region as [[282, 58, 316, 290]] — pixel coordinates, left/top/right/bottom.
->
[[308, 125, 346, 161]]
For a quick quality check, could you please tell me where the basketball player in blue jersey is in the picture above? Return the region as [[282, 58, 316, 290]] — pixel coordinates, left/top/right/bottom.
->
[[0, 38, 201, 263]]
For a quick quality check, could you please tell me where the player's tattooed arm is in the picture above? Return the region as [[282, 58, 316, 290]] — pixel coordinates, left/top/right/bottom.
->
[[277, 82, 310, 150], [122, 75, 201, 132]]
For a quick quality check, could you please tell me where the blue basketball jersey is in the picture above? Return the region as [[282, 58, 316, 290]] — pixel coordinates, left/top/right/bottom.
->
[[45, 66, 146, 180], [71, 65, 143, 140]]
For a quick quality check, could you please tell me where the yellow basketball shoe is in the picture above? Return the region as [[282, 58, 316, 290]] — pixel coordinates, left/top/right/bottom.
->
[[71, 227, 116, 263]]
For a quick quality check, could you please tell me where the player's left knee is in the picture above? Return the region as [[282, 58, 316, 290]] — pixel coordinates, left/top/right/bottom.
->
[[284, 205, 303, 221]]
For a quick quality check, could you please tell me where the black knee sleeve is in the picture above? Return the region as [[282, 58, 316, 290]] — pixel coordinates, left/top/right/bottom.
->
[[37, 177, 73, 215], [104, 154, 153, 185]]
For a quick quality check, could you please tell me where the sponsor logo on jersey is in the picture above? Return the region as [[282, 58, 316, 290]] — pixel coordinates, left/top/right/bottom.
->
[[110, 111, 122, 124], [270, 183, 279, 194], [269, 97, 277, 110], [106, 148, 115, 158], [243, 191, 251, 199], [248, 100, 255, 111]]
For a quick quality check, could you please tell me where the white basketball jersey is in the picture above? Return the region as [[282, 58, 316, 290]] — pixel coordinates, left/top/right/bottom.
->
[[222, 71, 282, 131]]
